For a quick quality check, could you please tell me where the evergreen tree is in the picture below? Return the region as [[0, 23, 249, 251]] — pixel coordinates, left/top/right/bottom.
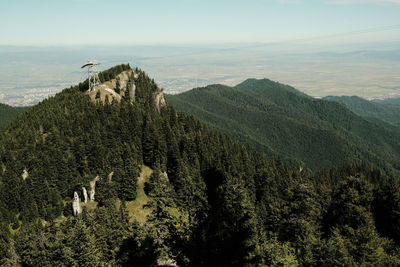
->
[[66, 219, 104, 266], [323, 176, 400, 265]]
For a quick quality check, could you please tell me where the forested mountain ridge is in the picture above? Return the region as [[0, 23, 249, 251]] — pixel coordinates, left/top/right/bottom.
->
[[1, 66, 400, 266], [0, 103, 29, 129], [324, 95, 400, 125], [167, 79, 400, 174]]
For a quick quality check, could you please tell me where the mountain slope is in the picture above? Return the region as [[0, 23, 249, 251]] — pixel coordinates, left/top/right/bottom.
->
[[324, 95, 400, 125], [167, 79, 400, 173], [0, 65, 282, 265], [1, 66, 400, 266], [0, 103, 29, 129]]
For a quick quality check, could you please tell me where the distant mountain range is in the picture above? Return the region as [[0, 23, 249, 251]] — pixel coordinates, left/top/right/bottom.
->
[[167, 79, 400, 173], [324, 95, 400, 125]]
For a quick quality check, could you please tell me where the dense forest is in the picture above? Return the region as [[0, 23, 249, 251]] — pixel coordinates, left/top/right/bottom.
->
[[0, 103, 29, 129], [324, 95, 400, 126], [167, 79, 400, 174], [1, 66, 400, 266]]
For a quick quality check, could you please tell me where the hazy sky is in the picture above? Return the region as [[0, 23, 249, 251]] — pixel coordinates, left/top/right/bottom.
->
[[1, 0, 400, 45]]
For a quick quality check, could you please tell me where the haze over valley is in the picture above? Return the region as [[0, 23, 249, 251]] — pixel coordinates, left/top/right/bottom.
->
[[1, 42, 400, 106]]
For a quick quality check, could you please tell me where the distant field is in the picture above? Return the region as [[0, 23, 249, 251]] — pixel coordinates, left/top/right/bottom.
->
[[1, 44, 400, 106]]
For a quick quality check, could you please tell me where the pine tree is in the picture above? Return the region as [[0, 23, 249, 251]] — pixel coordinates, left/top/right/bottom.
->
[[67, 219, 104, 266], [323, 175, 400, 265]]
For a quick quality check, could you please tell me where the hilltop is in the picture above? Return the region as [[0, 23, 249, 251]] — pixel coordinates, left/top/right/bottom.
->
[[167, 79, 400, 174]]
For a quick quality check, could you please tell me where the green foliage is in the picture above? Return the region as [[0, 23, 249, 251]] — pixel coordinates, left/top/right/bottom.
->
[[115, 78, 121, 94], [325, 95, 400, 126], [260, 236, 299, 267], [84, 202, 131, 263], [67, 219, 104, 266], [373, 176, 400, 245], [167, 79, 400, 174], [117, 222, 158, 266], [188, 170, 262, 266], [0, 66, 399, 266], [0, 103, 29, 129], [281, 181, 323, 265], [0, 223, 13, 265], [328, 176, 374, 228], [321, 175, 400, 266]]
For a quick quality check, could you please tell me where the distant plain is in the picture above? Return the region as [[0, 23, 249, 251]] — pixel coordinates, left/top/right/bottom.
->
[[1, 42, 399, 106]]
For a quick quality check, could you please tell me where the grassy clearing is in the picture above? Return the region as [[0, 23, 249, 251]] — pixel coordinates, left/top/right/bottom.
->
[[167, 207, 189, 226], [81, 201, 98, 211], [126, 165, 153, 223]]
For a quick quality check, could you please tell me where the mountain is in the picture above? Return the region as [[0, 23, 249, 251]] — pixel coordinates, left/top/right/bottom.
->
[[1, 66, 399, 266], [0, 103, 29, 129], [375, 97, 400, 105], [324, 95, 400, 125], [167, 79, 400, 174]]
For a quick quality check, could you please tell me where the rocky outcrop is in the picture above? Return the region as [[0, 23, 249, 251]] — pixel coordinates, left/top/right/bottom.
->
[[87, 69, 137, 104], [82, 187, 88, 203], [155, 91, 167, 112], [162, 171, 169, 180], [108, 171, 114, 181], [87, 69, 166, 112], [129, 82, 136, 100], [72, 192, 82, 216], [89, 176, 100, 201], [22, 168, 29, 180], [156, 258, 178, 267]]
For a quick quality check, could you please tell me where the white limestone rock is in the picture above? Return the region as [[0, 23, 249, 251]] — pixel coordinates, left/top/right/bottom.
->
[[116, 70, 136, 101], [87, 69, 136, 103], [129, 82, 136, 100], [156, 258, 178, 267], [154, 91, 166, 111], [116, 71, 131, 90], [108, 171, 114, 181], [82, 187, 88, 203], [22, 168, 29, 181], [162, 171, 169, 180], [89, 176, 100, 201], [87, 69, 167, 112], [72, 192, 82, 216]]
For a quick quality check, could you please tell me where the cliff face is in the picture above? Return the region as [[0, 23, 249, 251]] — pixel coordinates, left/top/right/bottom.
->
[[155, 90, 167, 111], [87, 69, 166, 111], [87, 69, 138, 103]]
